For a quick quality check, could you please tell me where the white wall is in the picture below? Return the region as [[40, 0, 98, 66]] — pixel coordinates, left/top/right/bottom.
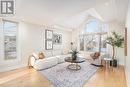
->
[[125, 1, 130, 87], [19, 22, 44, 65], [0, 21, 72, 72]]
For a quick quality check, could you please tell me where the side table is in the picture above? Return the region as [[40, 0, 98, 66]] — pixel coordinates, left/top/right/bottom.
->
[[102, 58, 113, 69]]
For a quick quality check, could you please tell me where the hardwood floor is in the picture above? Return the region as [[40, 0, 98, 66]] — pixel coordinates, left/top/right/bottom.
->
[[84, 66, 127, 87], [0, 66, 127, 87]]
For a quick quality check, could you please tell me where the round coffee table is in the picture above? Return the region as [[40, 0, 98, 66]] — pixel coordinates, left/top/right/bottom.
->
[[65, 57, 86, 70]]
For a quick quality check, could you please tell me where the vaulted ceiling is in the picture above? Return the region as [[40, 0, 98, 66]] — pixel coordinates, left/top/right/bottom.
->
[[11, 0, 129, 29]]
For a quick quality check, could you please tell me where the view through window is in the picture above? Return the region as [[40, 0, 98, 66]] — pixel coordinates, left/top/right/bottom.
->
[[80, 20, 107, 52], [3, 21, 17, 60]]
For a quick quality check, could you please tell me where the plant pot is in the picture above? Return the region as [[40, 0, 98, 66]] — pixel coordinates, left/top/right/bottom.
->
[[72, 54, 77, 60], [110, 59, 117, 67]]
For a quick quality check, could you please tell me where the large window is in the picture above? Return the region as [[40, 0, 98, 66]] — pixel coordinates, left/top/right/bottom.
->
[[4, 21, 17, 60], [0, 20, 18, 60], [80, 20, 107, 52]]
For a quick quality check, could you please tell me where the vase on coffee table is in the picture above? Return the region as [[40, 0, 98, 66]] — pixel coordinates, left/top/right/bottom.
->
[[72, 54, 77, 60]]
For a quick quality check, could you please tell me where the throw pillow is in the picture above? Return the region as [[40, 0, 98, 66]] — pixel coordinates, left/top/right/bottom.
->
[[90, 52, 100, 60], [38, 52, 45, 59]]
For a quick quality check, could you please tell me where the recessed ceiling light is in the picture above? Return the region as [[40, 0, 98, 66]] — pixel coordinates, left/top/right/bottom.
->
[[105, 2, 109, 6]]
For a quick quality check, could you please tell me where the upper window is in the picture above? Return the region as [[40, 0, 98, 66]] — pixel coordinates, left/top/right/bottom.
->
[[85, 20, 99, 33]]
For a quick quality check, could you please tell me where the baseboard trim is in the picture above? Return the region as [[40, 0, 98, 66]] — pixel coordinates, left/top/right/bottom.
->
[[0, 64, 27, 73]]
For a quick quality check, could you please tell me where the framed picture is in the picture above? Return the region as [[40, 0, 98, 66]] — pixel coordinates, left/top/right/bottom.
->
[[53, 34, 62, 44], [124, 28, 127, 56], [45, 29, 53, 40], [45, 40, 53, 50]]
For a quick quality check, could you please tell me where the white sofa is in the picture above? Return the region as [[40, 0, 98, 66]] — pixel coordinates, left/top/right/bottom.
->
[[30, 53, 71, 70], [33, 57, 58, 70], [30, 50, 104, 70]]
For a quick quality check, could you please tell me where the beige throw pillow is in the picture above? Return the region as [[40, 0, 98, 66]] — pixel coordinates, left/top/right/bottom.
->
[[38, 52, 45, 59]]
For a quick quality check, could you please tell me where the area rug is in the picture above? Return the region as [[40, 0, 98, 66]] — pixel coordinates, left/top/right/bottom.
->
[[39, 61, 98, 87]]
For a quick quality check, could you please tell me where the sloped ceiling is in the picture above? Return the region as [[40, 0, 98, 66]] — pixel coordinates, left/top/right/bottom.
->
[[95, 0, 129, 25], [7, 0, 129, 29], [14, 0, 107, 24], [56, 8, 104, 29], [57, 0, 129, 29]]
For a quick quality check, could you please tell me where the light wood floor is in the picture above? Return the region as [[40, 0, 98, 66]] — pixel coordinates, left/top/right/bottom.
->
[[0, 65, 127, 87]]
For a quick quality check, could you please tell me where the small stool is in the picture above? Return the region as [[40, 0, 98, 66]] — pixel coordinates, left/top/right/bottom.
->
[[103, 58, 113, 70]]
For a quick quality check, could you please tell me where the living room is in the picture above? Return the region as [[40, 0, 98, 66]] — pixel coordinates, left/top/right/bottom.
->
[[0, 0, 130, 87]]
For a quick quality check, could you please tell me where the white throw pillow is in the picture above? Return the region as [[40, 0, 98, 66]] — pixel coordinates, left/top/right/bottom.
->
[[32, 53, 39, 60]]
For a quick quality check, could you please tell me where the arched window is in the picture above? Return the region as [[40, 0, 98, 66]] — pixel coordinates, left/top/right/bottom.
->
[[80, 19, 107, 52], [85, 20, 99, 33]]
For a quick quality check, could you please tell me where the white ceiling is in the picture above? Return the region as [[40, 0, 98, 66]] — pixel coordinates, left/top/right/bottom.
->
[[12, 0, 129, 29], [95, 0, 129, 24]]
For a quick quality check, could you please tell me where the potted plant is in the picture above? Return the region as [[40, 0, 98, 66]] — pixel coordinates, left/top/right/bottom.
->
[[69, 48, 79, 60], [105, 31, 124, 67]]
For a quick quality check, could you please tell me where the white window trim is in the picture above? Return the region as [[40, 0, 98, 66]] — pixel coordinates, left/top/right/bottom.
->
[[0, 19, 21, 65], [79, 18, 108, 53]]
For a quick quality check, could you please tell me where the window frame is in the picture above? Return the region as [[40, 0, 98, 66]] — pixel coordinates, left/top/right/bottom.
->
[[0, 19, 20, 65], [80, 19, 107, 52], [3, 20, 18, 60]]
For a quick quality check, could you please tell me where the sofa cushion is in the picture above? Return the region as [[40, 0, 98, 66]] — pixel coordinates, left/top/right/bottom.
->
[[33, 57, 58, 70], [55, 55, 65, 64], [44, 51, 53, 57], [55, 54, 71, 64]]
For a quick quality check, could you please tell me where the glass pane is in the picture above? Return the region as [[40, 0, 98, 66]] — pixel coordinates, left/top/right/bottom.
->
[[100, 34, 107, 52], [85, 21, 100, 33], [84, 35, 99, 52], [3, 21, 17, 60]]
